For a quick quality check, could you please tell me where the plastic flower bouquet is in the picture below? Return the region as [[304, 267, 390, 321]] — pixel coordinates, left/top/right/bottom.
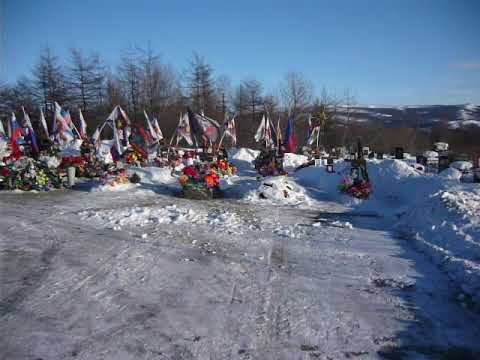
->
[[338, 176, 372, 199]]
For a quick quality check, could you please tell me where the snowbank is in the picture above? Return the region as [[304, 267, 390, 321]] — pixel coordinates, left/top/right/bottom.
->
[[290, 158, 480, 305], [396, 186, 480, 305]]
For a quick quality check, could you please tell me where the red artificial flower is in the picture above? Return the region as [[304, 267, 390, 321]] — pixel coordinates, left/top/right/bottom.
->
[[183, 166, 199, 178], [0, 167, 10, 177]]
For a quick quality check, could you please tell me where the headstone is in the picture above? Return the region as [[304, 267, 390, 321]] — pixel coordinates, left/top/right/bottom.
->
[[416, 155, 427, 166], [350, 167, 360, 180], [327, 158, 334, 165], [395, 147, 404, 160], [474, 169, 480, 183], [368, 152, 375, 159], [376, 152, 384, 160], [426, 157, 439, 174], [314, 159, 321, 167], [438, 155, 450, 172], [326, 164, 334, 173], [474, 154, 480, 169]]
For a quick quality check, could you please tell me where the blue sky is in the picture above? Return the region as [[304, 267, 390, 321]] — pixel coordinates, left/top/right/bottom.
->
[[1, 0, 479, 105]]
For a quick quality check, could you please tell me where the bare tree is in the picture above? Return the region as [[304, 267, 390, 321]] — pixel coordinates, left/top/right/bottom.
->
[[118, 47, 141, 122], [31, 47, 69, 114], [68, 48, 106, 113], [280, 71, 313, 119], [137, 46, 178, 115], [215, 75, 231, 116], [242, 78, 263, 121], [185, 52, 216, 114]]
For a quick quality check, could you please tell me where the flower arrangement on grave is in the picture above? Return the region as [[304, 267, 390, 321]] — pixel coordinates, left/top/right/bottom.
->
[[0, 157, 62, 191], [124, 147, 147, 166], [254, 149, 287, 177], [210, 159, 236, 177], [338, 176, 372, 199], [178, 164, 220, 190], [61, 155, 86, 169], [100, 166, 130, 187]]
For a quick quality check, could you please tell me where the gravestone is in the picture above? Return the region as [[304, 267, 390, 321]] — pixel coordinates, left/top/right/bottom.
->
[[438, 155, 450, 173], [395, 147, 404, 159], [416, 155, 427, 166]]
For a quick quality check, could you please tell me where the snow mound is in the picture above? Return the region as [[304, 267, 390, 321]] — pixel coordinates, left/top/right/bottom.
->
[[423, 150, 439, 158], [80, 204, 245, 233], [128, 166, 176, 185], [370, 159, 421, 180], [58, 140, 83, 157], [230, 147, 259, 165], [246, 176, 310, 205], [91, 182, 139, 193], [282, 153, 308, 168], [439, 167, 462, 181], [450, 161, 473, 171]]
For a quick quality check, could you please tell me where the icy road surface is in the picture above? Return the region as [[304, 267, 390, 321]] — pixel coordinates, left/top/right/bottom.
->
[[1, 187, 480, 360]]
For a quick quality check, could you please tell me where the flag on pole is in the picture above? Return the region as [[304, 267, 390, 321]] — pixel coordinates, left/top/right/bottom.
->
[[283, 117, 296, 153], [152, 117, 164, 141], [91, 126, 101, 153], [111, 118, 123, 161], [176, 113, 193, 146], [10, 112, 23, 155], [254, 115, 266, 142], [276, 117, 282, 146], [188, 109, 220, 144], [307, 125, 320, 146], [307, 114, 313, 141], [22, 106, 33, 128], [78, 109, 87, 139], [54, 102, 74, 145], [0, 119, 5, 138], [254, 114, 274, 146], [265, 117, 273, 145], [22, 107, 39, 154], [39, 108, 49, 138], [144, 110, 158, 142], [223, 115, 236, 146]]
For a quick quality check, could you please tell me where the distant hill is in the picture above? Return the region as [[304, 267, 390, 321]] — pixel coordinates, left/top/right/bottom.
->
[[334, 104, 480, 130]]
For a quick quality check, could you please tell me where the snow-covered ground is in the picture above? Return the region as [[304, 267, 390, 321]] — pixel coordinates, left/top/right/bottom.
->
[[1, 149, 480, 359]]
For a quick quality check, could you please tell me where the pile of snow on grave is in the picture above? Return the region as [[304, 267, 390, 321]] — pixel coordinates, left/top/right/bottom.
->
[[245, 176, 310, 205], [282, 153, 308, 169], [229, 147, 259, 168]]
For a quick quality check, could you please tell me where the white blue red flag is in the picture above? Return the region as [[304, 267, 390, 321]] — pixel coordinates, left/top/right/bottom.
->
[[78, 109, 87, 139]]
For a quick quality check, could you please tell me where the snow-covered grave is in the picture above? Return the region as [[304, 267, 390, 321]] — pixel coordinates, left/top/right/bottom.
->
[[1, 148, 480, 359]]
